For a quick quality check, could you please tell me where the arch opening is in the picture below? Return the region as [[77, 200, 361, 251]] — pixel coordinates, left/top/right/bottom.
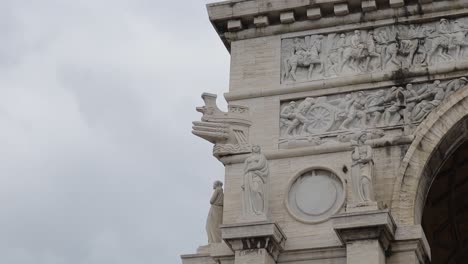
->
[[391, 86, 468, 225], [422, 140, 468, 263]]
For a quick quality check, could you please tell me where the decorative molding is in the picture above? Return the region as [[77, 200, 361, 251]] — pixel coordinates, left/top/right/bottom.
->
[[285, 168, 345, 224], [192, 93, 252, 158], [332, 210, 396, 251], [219, 134, 414, 166], [207, 0, 468, 50], [221, 221, 286, 261]]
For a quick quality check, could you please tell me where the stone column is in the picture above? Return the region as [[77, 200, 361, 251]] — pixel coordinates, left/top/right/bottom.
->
[[221, 221, 286, 264], [332, 210, 396, 264], [347, 240, 385, 264]]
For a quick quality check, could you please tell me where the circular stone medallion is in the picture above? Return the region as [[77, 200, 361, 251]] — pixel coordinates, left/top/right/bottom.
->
[[287, 169, 344, 223]]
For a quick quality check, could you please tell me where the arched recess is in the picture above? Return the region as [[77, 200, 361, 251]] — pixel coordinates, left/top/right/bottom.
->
[[391, 85, 468, 225]]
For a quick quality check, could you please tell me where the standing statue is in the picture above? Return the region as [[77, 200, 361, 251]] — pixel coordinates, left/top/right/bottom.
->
[[206, 181, 224, 243], [242, 145, 269, 219], [351, 133, 375, 203]]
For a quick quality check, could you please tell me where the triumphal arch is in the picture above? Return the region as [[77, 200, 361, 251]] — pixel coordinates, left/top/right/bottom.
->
[[182, 0, 468, 263]]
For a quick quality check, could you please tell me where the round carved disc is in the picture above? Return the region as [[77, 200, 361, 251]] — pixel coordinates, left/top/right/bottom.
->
[[287, 169, 344, 224], [295, 174, 337, 215]]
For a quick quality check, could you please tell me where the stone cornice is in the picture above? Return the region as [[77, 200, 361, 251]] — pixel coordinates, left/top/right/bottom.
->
[[207, 0, 468, 51], [332, 210, 397, 251], [219, 134, 413, 165], [221, 221, 287, 260], [225, 63, 468, 102]]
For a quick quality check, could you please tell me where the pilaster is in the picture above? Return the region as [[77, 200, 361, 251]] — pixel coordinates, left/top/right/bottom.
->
[[388, 225, 430, 264], [332, 210, 396, 264]]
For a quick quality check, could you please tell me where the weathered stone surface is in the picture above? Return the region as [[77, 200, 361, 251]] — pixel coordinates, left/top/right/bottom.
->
[[279, 12, 295, 24], [253, 16, 269, 27], [281, 18, 468, 83], [182, 1, 468, 263], [306, 8, 321, 20], [334, 3, 349, 16]]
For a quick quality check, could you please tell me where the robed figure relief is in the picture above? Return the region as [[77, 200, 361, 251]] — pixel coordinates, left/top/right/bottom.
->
[[242, 145, 269, 218], [206, 181, 224, 243], [351, 133, 375, 203]]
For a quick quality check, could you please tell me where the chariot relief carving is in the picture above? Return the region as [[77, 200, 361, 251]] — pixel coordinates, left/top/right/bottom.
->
[[279, 77, 468, 147], [281, 18, 468, 82]]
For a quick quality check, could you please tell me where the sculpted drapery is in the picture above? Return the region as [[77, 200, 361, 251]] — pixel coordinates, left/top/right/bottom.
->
[[242, 145, 269, 218], [351, 133, 375, 203], [206, 181, 224, 243]]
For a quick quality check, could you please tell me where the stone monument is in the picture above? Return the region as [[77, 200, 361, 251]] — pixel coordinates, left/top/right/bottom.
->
[[182, 1, 468, 263], [241, 145, 269, 222], [206, 181, 224, 244]]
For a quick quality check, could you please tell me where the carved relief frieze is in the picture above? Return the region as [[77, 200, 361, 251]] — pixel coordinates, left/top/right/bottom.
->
[[279, 77, 468, 148], [281, 18, 468, 83]]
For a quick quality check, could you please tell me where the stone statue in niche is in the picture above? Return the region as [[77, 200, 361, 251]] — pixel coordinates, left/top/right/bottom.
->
[[281, 18, 468, 82], [241, 145, 269, 220], [206, 181, 224, 243], [351, 133, 375, 203]]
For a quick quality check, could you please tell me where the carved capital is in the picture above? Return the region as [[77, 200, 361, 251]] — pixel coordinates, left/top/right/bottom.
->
[[332, 210, 396, 251], [221, 221, 286, 261]]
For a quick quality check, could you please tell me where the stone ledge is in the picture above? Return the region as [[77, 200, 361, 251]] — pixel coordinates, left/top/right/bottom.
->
[[332, 210, 396, 251], [391, 225, 431, 262], [221, 221, 286, 246], [221, 221, 286, 259], [181, 254, 216, 264], [278, 246, 346, 262], [181, 243, 234, 264], [219, 135, 413, 165], [207, 0, 468, 50], [225, 60, 468, 102]]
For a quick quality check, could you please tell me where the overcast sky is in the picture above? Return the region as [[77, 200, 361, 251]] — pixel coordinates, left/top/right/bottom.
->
[[0, 1, 228, 263]]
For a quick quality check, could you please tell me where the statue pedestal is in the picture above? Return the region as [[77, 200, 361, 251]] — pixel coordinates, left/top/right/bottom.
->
[[332, 210, 396, 264], [237, 214, 269, 224], [346, 201, 380, 213], [221, 221, 286, 264]]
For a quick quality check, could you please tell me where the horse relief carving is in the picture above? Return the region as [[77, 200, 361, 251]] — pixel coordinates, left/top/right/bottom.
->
[[281, 18, 468, 83]]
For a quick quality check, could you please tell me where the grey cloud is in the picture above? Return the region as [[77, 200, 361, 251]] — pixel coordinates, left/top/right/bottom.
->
[[0, 0, 228, 263]]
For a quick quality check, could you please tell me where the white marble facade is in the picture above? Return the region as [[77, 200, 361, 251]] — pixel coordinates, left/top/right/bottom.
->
[[281, 18, 468, 83], [181, 1, 468, 264], [279, 77, 468, 148]]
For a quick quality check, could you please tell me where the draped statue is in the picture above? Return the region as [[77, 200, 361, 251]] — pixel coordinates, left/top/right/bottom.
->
[[351, 133, 375, 203], [206, 181, 224, 243], [242, 145, 269, 219]]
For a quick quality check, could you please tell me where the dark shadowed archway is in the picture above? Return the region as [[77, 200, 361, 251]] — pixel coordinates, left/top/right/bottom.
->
[[392, 86, 468, 225], [422, 140, 468, 264]]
